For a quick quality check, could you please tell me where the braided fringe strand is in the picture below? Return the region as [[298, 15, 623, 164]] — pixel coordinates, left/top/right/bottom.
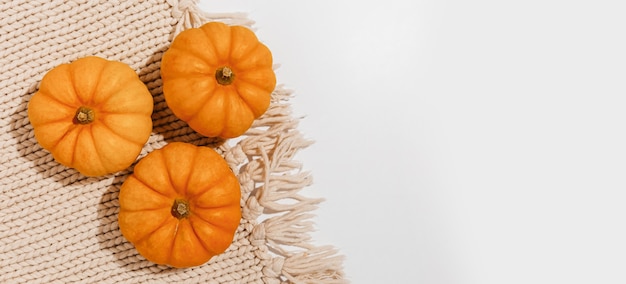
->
[[170, 1, 347, 283]]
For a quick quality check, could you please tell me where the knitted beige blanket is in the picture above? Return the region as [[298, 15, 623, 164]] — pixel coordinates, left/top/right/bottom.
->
[[0, 1, 345, 283]]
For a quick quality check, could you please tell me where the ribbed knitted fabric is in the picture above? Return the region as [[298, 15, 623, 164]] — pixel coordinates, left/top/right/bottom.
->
[[0, 1, 345, 283]]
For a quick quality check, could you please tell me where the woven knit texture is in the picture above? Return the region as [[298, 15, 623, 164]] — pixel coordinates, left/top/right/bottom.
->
[[0, 1, 345, 283]]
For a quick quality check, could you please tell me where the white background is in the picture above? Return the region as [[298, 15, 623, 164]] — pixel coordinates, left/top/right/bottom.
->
[[199, 1, 626, 283]]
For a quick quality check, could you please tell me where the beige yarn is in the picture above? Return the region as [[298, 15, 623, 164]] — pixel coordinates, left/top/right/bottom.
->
[[0, 0, 345, 283]]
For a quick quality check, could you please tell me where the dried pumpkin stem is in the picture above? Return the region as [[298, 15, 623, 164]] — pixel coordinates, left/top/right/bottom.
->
[[215, 66, 235, 85], [171, 199, 190, 219], [74, 106, 95, 124]]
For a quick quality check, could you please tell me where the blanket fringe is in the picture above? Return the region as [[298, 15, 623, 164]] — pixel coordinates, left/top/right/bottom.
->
[[242, 87, 347, 283], [170, 1, 347, 282], [222, 86, 347, 283], [169, 0, 255, 35]]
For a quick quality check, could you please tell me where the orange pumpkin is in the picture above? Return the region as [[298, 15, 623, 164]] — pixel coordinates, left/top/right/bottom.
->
[[27, 56, 153, 177], [160, 21, 276, 139], [118, 142, 241, 268]]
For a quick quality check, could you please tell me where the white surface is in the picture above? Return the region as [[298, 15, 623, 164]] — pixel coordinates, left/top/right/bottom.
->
[[199, 1, 626, 283]]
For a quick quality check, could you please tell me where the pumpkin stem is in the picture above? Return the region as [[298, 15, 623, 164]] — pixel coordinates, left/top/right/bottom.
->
[[215, 66, 235, 85], [171, 199, 190, 219], [74, 106, 95, 124]]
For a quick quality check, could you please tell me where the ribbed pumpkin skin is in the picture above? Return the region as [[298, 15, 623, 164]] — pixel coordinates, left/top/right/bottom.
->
[[118, 142, 242, 268], [27, 56, 153, 177], [161, 21, 276, 139]]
